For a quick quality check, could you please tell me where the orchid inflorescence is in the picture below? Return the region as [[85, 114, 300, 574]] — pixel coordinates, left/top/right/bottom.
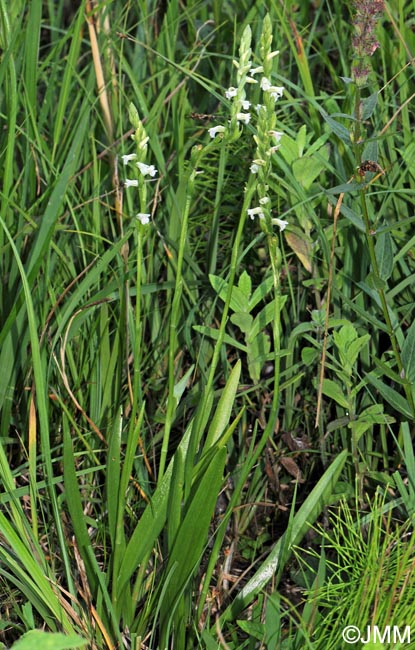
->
[[208, 17, 287, 235]]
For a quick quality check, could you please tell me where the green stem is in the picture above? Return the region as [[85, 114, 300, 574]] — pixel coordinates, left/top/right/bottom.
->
[[158, 169, 195, 479], [132, 227, 144, 409], [192, 176, 257, 445], [353, 86, 415, 419], [267, 233, 282, 431]]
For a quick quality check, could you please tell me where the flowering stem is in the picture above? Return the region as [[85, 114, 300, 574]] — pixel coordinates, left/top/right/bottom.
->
[[158, 162, 198, 479], [353, 86, 415, 419], [267, 234, 282, 433], [192, 179, 257, 446], [132, 227, 144, 406], [208, 142, 228, 274]]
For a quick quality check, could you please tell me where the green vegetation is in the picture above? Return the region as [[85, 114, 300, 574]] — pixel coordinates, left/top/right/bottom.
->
[[1, 0, 415, 648]]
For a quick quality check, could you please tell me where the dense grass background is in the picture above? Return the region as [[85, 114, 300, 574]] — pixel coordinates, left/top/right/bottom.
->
[[1, 0, 415, 648]]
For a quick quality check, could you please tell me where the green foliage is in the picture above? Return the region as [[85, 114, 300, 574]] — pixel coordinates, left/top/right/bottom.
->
[[196, 271, 286, 382], [10, 631, 87, 650], [0, 0, 415, 648]]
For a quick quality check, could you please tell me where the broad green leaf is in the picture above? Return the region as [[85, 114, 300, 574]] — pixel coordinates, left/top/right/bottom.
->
[[301, 347, 319, 364], [220, 450, 348, 621], [292, 153, 328, 190], [279, 133, 299, 165], [249, 296, 287, 341], [320, 111, 352, 144], [209, 274, 250, 312], [285, 231, 312, 272], [249, 275, 274, 309], [346, 334, 370, 368], [208, 274, 229, 303], [322, 379, 350, 409], [238, 270, 252, 297], [348, 404, 394, 442], [366, 271, 386, 291], [333, 323, 370, 371], [333, 322, 357, 351], [247, 332, 271, 383], [362, 92, 379, 120], [296, 124, 307, 156], [375, 232, 393, 281], [362, 139, 379, 165], [402, 321, 415, 383], [231, 312, 253, 334], [11, 631, 87, 650], [236, 620, 265, 642]]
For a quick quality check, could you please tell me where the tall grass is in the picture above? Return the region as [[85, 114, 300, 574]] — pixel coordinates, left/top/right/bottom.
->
[[0, 1, 415, 648]]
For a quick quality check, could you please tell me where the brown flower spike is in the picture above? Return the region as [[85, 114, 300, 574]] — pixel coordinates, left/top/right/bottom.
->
[[352, 0, 385, 86]]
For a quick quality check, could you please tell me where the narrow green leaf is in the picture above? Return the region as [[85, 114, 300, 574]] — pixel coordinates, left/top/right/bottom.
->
[[247, 333, 271, 383], [203, 360, 241, 451], [166, 446, 185, 551], [27, 109, 89, 280], [326, 180, 363, 194], [279, 133, 299, 165], [63, 420, 121, 644], [296, 124, 307, 156], [193, 325, 248, 352], [107, 412, 122, 546], [402, 321, 415, 383], [174, 364, 195, 401], [236, 620, 264, 641], [23, 0, 41, 114], [52, 3, 85, 159], [365, 373, 413, 418], [160, 447, 227, 628], [0, 509, 73, 632], [117, 421, 193, 594]]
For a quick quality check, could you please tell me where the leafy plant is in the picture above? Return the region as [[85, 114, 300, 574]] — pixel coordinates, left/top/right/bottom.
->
[[0, 0, 415, 648]]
